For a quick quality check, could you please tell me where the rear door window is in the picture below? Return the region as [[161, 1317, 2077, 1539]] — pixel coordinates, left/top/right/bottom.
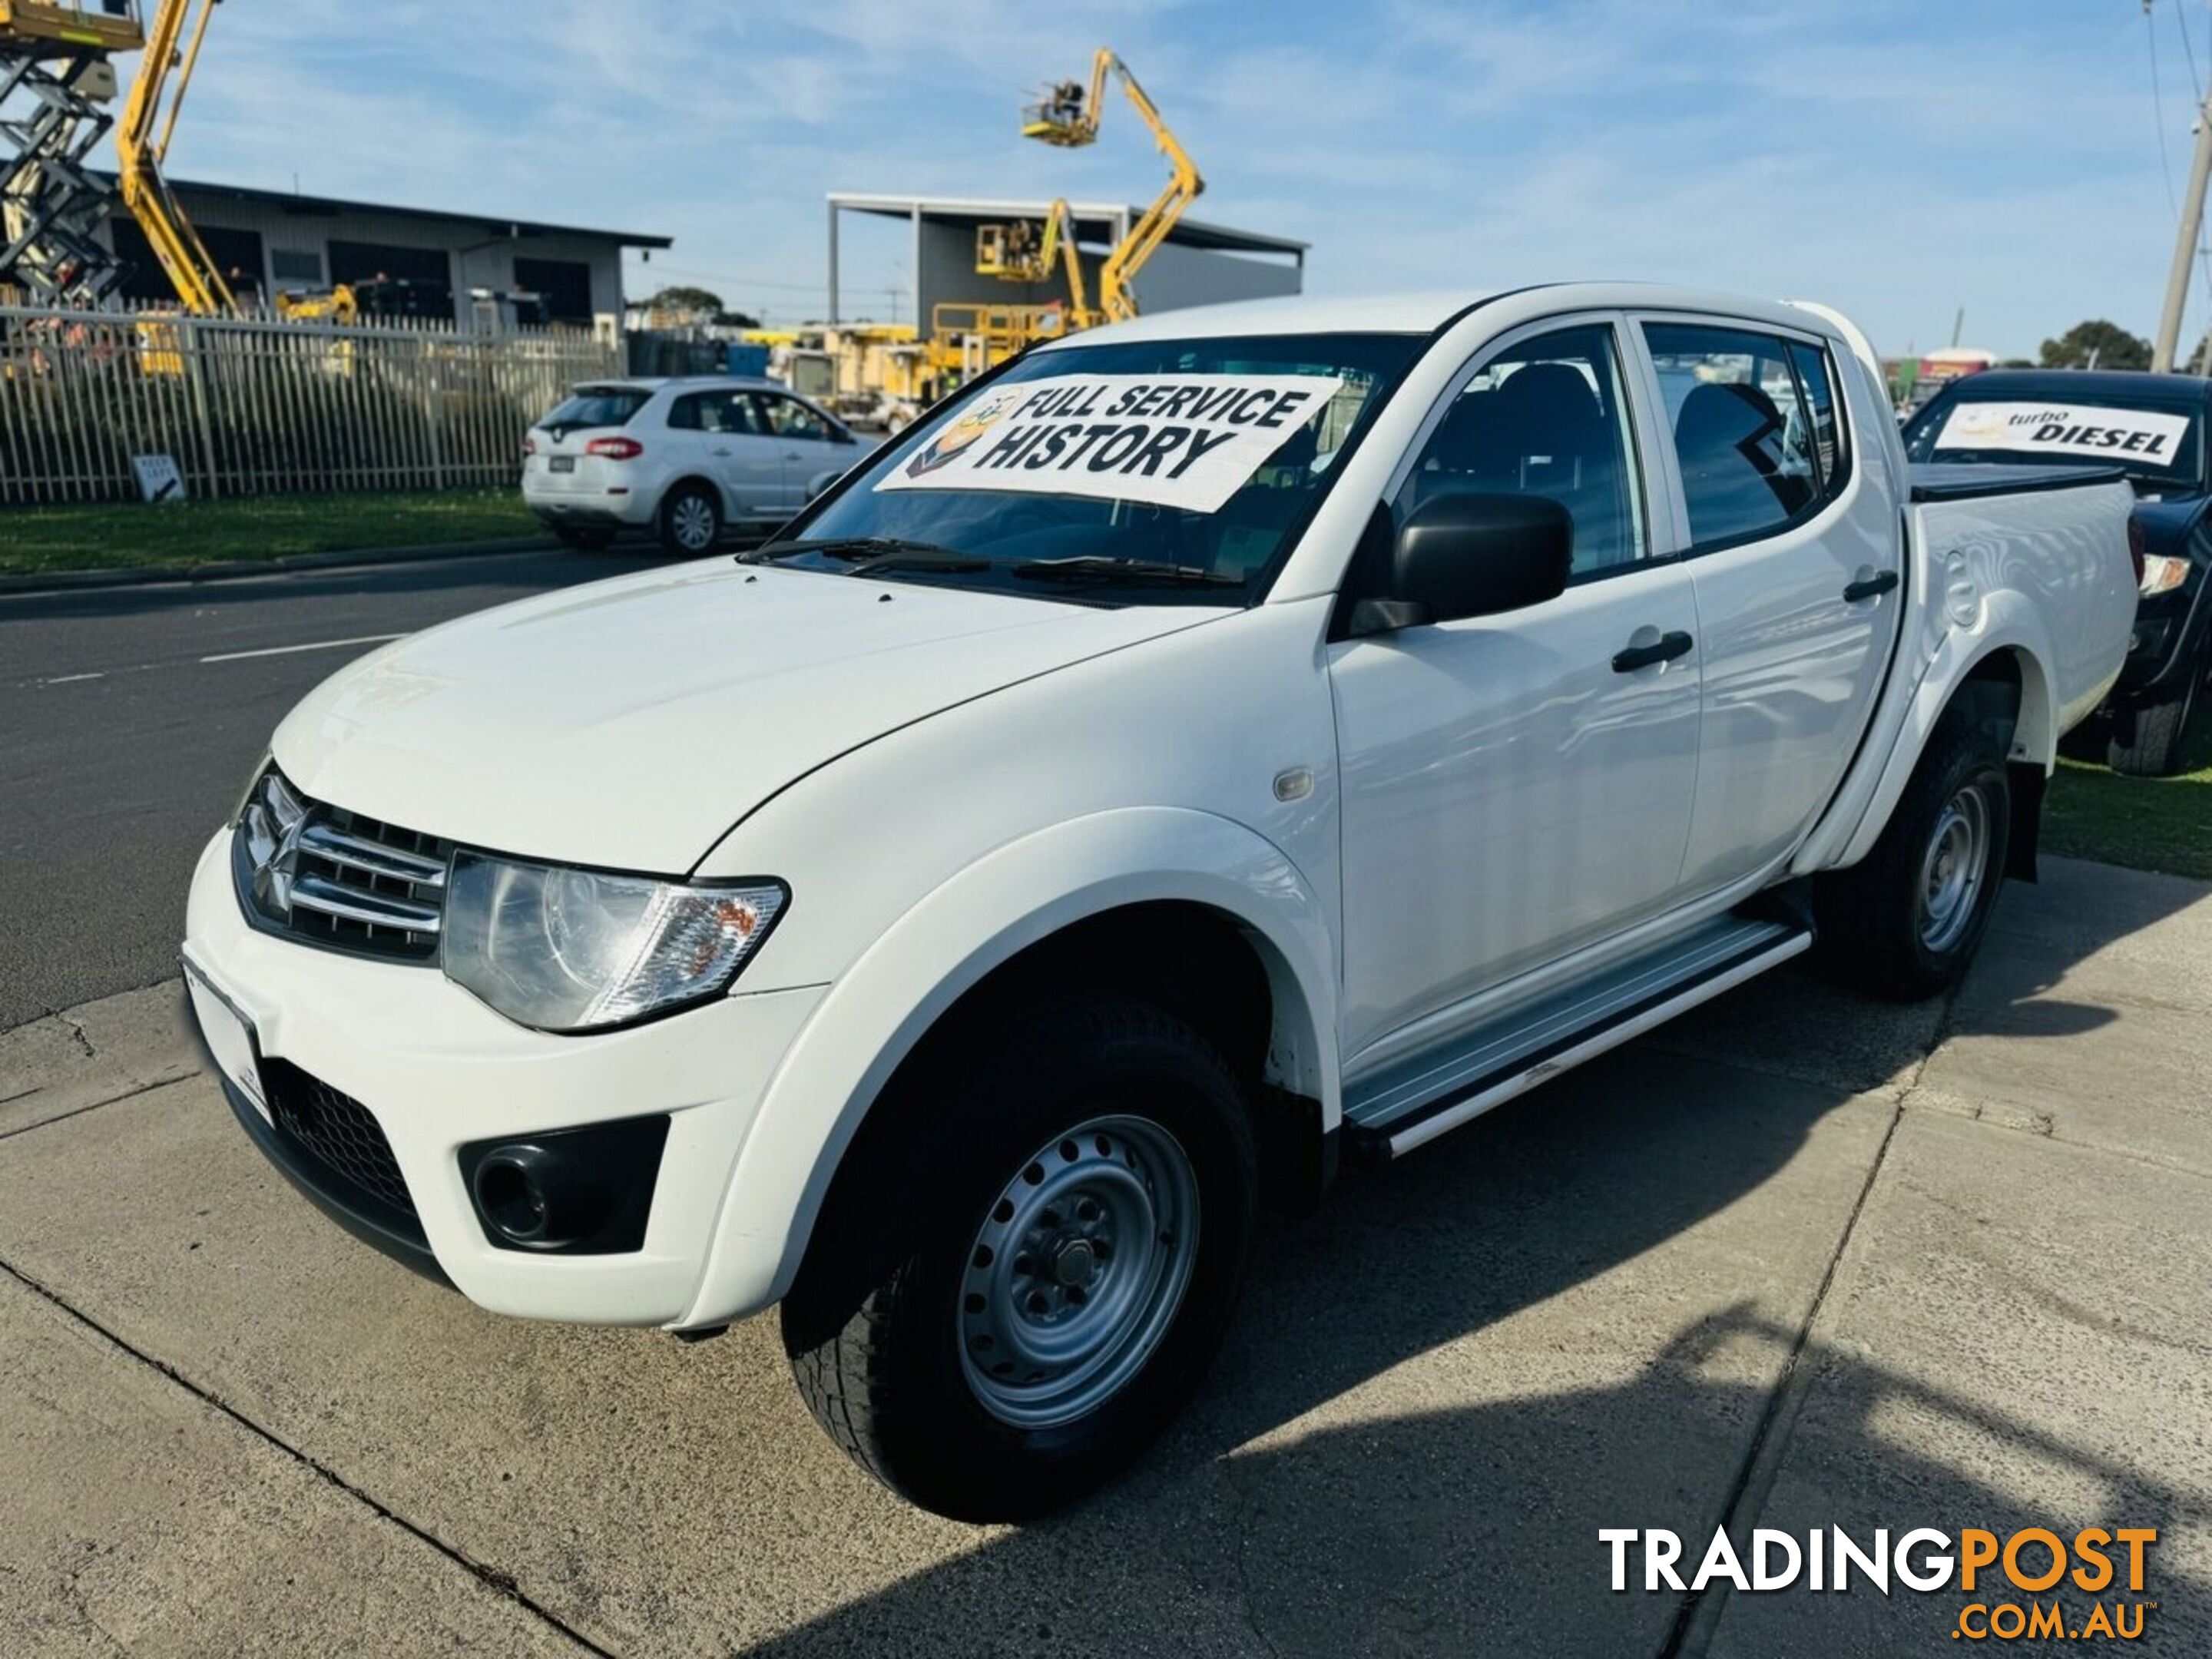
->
[[1644, 323, 1822, 549], [1786, 340, 1848, 492], [541, 386, 648, 433]]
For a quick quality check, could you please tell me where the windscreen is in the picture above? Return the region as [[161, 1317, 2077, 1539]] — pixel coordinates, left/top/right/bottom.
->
[[540, 386, 651, 435], [1905, 392, 2204, 488], [777, 333, 1421, 604]]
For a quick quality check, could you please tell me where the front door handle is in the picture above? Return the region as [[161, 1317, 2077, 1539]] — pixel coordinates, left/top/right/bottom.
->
[[1612, 629, 1694, 673], [1843, 568, 1900, 602]]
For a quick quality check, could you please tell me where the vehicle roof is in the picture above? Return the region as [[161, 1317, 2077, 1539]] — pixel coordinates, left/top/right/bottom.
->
[[568, 376, 789, 393], [1032, 283, 1851, 347], [1926, 368, 2212, 405]]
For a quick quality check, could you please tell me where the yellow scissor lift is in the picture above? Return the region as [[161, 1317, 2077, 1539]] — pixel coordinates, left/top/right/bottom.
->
[[0, 1, 146, 305]]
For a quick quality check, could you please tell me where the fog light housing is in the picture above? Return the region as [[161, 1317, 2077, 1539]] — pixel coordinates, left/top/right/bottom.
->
[[459, 1115, 670, 1254]]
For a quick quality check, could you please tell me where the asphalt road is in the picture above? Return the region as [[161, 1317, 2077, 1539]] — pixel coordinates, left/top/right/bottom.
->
[[0, 548, 641, 1029]]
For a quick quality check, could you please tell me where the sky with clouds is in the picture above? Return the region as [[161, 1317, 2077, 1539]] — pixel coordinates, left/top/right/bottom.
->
[[131, 0, 2212, 358]]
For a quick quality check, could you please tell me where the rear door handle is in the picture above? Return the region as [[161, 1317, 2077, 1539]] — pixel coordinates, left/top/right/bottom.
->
[[1612, 630, 1694, 673], [1843, 568, 1900, 602]]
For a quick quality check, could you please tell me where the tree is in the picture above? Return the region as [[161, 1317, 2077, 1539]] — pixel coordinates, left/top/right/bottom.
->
[[641, 284, 760, 329], [2038, 320, 2151, 372]]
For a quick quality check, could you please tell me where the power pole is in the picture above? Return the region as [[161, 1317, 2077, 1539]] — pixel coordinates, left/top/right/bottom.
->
[[2154, 85, 2212, 372]]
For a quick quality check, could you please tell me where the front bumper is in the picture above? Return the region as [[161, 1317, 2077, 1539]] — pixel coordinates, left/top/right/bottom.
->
[[183, 829, 823, 1326], [2112, 578, 2207, 704]]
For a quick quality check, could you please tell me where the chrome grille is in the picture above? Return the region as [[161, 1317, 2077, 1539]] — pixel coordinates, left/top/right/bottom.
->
[[234, 769, 452, 962]]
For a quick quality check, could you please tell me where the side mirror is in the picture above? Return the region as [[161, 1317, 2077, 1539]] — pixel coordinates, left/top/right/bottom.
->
[[1349, 492, 1573, 636]]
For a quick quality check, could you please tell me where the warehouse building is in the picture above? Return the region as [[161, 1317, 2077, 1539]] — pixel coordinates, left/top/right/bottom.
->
[[824, 192, 1305, 325], [94, 174, 671, 332]]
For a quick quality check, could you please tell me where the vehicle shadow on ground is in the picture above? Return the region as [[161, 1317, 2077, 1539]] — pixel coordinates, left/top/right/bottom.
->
[[736, 879, 2200, 1658], [754, 1300, 2208, 1658]]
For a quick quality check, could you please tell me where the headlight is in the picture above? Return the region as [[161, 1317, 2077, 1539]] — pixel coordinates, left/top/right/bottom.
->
[[442, 853, 786, 1032], [2140, 552, 2192, 597]]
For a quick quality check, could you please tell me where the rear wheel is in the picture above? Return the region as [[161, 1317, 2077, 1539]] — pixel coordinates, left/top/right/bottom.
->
[[780, 995, 1257, 1521], [552, 525, 615, 552], [1817, 713, 2012, 1000], [657, 482, 723, 555], [2108, 640, 2204, 777]]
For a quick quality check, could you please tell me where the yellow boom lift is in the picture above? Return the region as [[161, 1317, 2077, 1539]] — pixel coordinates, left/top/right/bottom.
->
[[1016, 49, 1203, 324], [114, 0, 230, 314], [929, 48, 1201, 402], [973, 195, 1098, 330]]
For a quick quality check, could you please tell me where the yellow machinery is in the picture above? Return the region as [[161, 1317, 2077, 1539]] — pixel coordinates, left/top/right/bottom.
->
[[973, 196, 1098, 331], [1019, 49, 1203, 324], [0, 2, 145, 303], [923, 49, 1198, 402], [112, 0, 229, 314], [276, 283, 359, 325]]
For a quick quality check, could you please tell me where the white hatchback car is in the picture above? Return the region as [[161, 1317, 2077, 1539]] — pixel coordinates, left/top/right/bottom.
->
[[522, 376, 867, 554]]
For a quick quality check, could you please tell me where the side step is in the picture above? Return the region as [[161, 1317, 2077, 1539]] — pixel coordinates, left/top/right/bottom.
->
[[1343, 914, 1813, 1159]]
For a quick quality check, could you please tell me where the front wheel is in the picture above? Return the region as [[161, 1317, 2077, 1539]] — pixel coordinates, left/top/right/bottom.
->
[[780, 996, 1257, 1521], [657, 482, 724, 555], [1816, 714, 2012, 1000], [2108, 642, 2204, 777]]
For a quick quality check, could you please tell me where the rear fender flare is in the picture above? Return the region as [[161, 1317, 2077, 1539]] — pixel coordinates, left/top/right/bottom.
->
[[1826, 594, 2060, 872]]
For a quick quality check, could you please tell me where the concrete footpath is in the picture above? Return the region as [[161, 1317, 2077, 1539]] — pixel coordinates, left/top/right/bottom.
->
[[0, 857, 2206, 1657]]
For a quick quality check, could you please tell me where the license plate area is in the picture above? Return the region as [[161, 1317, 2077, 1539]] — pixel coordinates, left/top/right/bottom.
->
[[549, 455, 576, 473], [183, 959, 270, 1125]]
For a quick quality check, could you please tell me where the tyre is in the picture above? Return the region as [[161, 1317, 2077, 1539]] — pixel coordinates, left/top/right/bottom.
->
[[780, 995, 1258, 1521], [2108, 643, 2204, 777], [552, 525, 615, 552], [657, 482, 724, 555], [1816, 711, 2012, 1000]]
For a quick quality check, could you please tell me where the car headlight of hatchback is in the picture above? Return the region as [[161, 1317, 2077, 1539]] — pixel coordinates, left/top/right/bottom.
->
[[442, 852, 786, 1032]]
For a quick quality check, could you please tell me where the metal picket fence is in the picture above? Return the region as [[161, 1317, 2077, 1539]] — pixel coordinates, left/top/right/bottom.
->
[[0, 305, 619, 505]]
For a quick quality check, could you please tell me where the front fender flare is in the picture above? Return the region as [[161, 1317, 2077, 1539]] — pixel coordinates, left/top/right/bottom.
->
[[678, 806, 1339, 1326]]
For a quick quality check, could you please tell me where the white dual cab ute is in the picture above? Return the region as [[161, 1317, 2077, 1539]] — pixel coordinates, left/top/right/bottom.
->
[[184, 284, 2136, 1519]]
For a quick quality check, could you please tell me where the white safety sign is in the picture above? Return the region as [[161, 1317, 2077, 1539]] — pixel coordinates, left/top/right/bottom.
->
[[132, 452, 187, 503], [873, 373, 1346, 513], [1933, 402, 2191, 465]]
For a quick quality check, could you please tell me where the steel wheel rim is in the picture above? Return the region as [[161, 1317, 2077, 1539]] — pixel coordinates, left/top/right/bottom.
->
[[1917, 783, 1991, 953], [959, 1114, 1200, 1429], [671, 495, 717, 550]]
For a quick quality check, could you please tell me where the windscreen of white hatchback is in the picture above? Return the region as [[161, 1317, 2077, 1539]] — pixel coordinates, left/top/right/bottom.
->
[[1904, 391, 2205, 490], [757, 333, 1422, 604]]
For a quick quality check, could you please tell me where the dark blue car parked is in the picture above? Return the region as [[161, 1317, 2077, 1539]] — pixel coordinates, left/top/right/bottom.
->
[[1904, 369, 2209, 773]]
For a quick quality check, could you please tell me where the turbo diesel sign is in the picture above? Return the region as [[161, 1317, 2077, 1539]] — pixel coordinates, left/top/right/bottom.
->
[[875, 372, 1346, 512], [1933, 400, 2193, 465]]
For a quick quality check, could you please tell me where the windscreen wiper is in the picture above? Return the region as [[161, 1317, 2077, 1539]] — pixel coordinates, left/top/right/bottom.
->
[[740, 536, 972, 565], [848, 548, 992, 577], [1008, 556, 1245, 591]]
